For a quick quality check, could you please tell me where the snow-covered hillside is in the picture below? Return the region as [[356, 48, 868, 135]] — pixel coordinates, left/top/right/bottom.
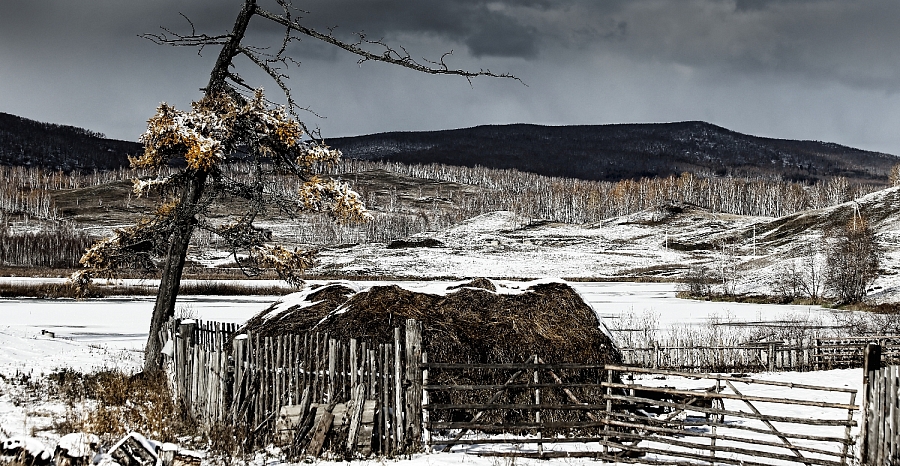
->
[[310, 186, 900, 301]]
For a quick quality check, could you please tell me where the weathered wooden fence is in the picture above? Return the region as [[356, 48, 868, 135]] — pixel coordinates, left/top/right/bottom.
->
[[424, 361, 859, 465], [163, 320, 238, 424], [158, 318, 877, 463], [619, 336, 900, 372], [159, 318, 425, 456], [861, 344, 900, 466]]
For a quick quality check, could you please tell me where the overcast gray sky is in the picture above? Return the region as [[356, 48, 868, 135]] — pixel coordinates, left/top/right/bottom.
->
[[2, 0, 899, 155]]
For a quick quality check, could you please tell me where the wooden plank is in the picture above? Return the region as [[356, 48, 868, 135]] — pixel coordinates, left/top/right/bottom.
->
[[350, 339, 358, 389], [604, 365, 859, 392], [431, 430, 845, 457], [329, 339, 337, 402], [421, 352, 430, 451], [393, 327, 405, 451], [425, 403, 609, 411], [532, 354, 542, 457], [841, 390, 856, 465], [346, 385, 365, 453], [357, 399, 377, 457], [607, 393, 854, 426], [602, 381, 856, 410], [404, 319, 423, 451], [304, 407, 334, 458], [332, 402, 348, 430]]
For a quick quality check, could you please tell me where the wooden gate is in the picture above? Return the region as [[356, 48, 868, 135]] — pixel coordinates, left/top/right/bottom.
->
[[423, 359, 859, 465]]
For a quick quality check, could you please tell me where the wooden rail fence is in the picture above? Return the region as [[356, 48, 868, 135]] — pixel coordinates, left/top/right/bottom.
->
[[619, 336, 900, 372], [424, 361, 859, 465]]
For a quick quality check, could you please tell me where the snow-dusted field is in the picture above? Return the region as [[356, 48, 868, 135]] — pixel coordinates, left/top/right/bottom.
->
[[0, 280, 839, 358], [0, 280, 869, 465]]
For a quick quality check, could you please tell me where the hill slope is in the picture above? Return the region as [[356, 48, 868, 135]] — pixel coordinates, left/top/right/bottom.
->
[[0, 112, 142, 170], [1, 113, 896, 184], [330, 121, 898, 184]]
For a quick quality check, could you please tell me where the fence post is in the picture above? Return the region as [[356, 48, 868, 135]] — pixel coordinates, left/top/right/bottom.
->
[[768, 342, 776, 372], [178, 320, 197, 414], [404, 319, 423, 452], [533, 354, 542, 457], [603, 368, 613, 455], [653, 342, 660, 369], [393, 326, 405, 452], [859, 343, 881, 466]]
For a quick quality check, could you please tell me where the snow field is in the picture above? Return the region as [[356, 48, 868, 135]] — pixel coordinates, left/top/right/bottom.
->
[[0, 281, 871, 465]]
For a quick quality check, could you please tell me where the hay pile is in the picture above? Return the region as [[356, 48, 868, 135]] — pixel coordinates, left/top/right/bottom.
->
[[243, 279, 619, 365], [243, 279, 620, 430]]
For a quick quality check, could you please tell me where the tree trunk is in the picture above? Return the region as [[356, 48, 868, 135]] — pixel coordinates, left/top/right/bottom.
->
[[143, 0, 257, 373], [144, 171, 208, 372]]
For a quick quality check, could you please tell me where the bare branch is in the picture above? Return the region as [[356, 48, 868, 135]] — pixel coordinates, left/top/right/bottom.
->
[[254, 8, 523, 84], [139, 12, 231, 55]]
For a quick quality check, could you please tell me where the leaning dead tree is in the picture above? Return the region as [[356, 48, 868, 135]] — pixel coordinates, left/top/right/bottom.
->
[[73, 0, 518, 373]]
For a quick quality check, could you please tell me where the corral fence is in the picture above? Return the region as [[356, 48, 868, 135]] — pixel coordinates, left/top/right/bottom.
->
[[619, 336, 900, 373], [860, 344, 900, 466], [425, 361, 858, 465], [158, 317, 426, 457], [159, 318, 879, 463]]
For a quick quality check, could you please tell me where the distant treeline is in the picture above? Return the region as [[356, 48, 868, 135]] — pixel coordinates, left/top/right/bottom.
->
[[334, 159, 879, 223], [0, 225, 95, 268], [331, 121, 899, 185]]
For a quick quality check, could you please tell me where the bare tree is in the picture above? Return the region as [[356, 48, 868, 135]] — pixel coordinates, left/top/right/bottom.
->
[[890, 163, 900, 187], [772, 242, 824, 302], [825, 216, 882, 303], [72, 0, 517, 373]]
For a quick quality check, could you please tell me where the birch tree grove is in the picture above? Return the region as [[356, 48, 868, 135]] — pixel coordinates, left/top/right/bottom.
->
[[72, 0, 517, 373]]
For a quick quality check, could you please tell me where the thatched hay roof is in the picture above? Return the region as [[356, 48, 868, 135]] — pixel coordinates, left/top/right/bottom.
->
[[242, 279, 619, 365]]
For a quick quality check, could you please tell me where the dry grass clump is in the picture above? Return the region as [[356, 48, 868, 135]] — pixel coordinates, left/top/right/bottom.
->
[[49, 370, 193, 444]]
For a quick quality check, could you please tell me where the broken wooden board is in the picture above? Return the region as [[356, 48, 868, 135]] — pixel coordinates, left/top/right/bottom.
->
[[356, 400, 377, 457], [346, 387, 366, 453], [108, 433, 158, 466], [304, 407, 335, 458], [274, 404, 308, 446]]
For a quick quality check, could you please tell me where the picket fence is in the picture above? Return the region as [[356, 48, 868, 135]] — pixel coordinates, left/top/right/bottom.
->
[[158, 318, 425, 455], [619, 336, 900, 373]]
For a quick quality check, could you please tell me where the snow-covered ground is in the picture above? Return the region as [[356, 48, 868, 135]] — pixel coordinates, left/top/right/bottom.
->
[[302, 187, 900, 303], [0, 280, 842, 357], [0, 281, 869, 465]]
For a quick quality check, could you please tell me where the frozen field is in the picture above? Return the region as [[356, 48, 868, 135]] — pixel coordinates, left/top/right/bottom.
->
[[0, 280, 866, 466], [0, 280, 837, 351]]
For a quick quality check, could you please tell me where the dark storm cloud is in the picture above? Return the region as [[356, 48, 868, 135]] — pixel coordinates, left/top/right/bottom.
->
[[1, 0, 900, 155], [283, 0, 900, 91]]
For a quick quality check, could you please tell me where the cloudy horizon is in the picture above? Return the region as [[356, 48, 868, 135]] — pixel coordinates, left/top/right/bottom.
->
[[2, 0, 899, 155]]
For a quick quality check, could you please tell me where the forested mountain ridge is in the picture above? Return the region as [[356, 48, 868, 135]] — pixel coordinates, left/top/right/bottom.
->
[[329, 121, 898, 184], [0, 112, 142, 171], [1, 112, 896, 184]]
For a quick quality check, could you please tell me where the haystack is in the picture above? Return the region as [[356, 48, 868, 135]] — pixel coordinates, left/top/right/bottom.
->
[[242, 279, 620, 429], [243, 278, 619, 366]]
